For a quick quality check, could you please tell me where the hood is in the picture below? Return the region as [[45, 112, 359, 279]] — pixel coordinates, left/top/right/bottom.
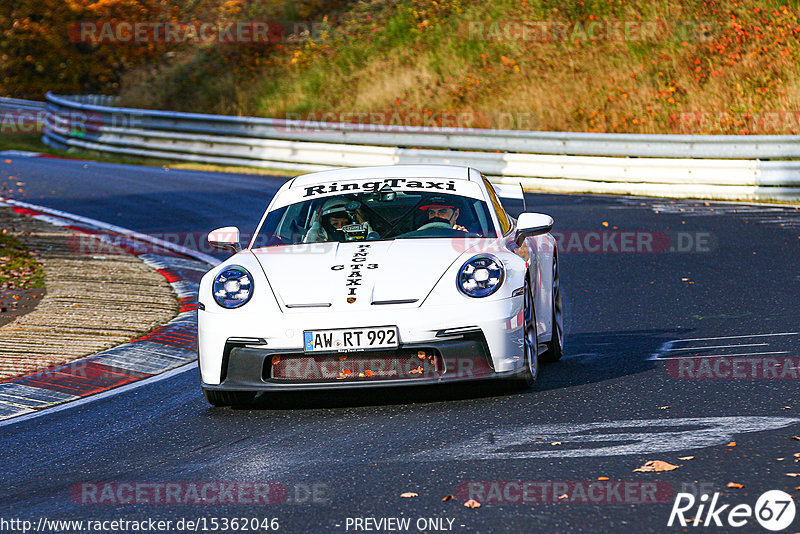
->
[[252, 239, 487, 310]]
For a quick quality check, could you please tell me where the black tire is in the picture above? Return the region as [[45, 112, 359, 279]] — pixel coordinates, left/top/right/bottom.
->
[[541, 252, 564, 363], [203, 389, 256, 407], [510, 277, 539, 390]]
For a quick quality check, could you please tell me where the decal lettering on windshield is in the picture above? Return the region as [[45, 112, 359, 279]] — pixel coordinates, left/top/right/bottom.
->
[[304, 178, 457, 198]]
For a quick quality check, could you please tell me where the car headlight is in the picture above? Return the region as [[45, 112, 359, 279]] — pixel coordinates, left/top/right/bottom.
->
[[457, 255, 504, 298], [212, 265, 253, 309]]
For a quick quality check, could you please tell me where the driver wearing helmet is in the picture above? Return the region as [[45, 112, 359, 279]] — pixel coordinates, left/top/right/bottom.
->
[[304, 197, 373, 243], [418, 196, 468, 232]]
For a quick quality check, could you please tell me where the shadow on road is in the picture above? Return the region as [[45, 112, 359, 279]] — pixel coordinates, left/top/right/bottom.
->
[[534, 327, 688, 392]]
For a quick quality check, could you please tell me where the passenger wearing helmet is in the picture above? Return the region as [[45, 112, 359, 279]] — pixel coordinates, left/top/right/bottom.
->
[[418, 196, 468, 232], [304, 198, 374, 243]]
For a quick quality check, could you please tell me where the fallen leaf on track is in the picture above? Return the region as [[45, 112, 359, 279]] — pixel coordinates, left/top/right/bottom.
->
[[786, 473, 800, 477], [597, 477, 609, 481], [657, 406, 671, 410], [442, 495, 455, 502], [400, 492, 418, 498], [791, 436, 800, 441], [727, 482, 744, 489], [558, 493, 569, 500], [464, 499, 481, 508], [678, 456, 695, 461], [634, 460, 679, 472], [726, 441, 736, 447], [550, 441, 562, 446]]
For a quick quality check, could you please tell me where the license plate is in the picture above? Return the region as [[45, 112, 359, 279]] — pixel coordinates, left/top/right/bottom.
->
[[303, 326, 399, 353]]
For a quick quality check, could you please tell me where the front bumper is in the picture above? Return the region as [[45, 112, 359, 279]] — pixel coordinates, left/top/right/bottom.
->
[[202, 331, 522, 392]]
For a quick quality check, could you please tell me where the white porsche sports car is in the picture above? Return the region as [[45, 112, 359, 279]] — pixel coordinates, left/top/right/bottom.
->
[[198, 165, 563, 406]]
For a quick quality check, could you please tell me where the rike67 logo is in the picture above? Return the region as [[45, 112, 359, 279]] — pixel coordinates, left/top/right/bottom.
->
[[669, 490, 796, 531]]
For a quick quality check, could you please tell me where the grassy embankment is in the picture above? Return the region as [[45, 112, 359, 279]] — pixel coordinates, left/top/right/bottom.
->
[[119, 0, 800, 134]]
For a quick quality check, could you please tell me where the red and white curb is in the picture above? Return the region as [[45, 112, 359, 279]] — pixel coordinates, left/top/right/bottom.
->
[[0, 198, 215, 422]]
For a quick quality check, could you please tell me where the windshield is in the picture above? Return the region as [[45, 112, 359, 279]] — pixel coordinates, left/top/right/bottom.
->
[[252, 188, 497, 247]]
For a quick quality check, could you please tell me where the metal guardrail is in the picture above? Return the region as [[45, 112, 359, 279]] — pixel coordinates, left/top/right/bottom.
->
[[0, 97, 46, 113], [0, 92, 792, 201], [43, 93, 800, 160]]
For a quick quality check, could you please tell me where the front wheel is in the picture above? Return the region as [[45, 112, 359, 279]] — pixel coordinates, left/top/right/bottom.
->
[[510, 277, 538, 390], [541, 252, 564, 363], [203, 389, 256, 407]]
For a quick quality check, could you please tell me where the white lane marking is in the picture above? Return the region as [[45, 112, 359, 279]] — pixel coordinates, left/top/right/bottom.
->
[[662, 351, 790, 360], [416, 417, 800, 460], [662, 343, 768, 352], [0, 362, 197, 429], [673, 332, 798, 343], [650, 340, 677, 359], [651, 332, 799, 360]]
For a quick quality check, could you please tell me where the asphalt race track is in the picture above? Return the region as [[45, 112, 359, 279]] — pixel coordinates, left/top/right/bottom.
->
[[2, 156, 800, 533]]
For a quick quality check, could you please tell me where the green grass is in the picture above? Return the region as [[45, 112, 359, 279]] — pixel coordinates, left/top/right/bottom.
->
[[0, 133, 47, 153]]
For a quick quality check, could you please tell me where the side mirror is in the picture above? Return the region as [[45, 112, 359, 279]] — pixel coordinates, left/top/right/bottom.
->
[[515, 213, 553, 245], [208, 226, 242, 254]]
